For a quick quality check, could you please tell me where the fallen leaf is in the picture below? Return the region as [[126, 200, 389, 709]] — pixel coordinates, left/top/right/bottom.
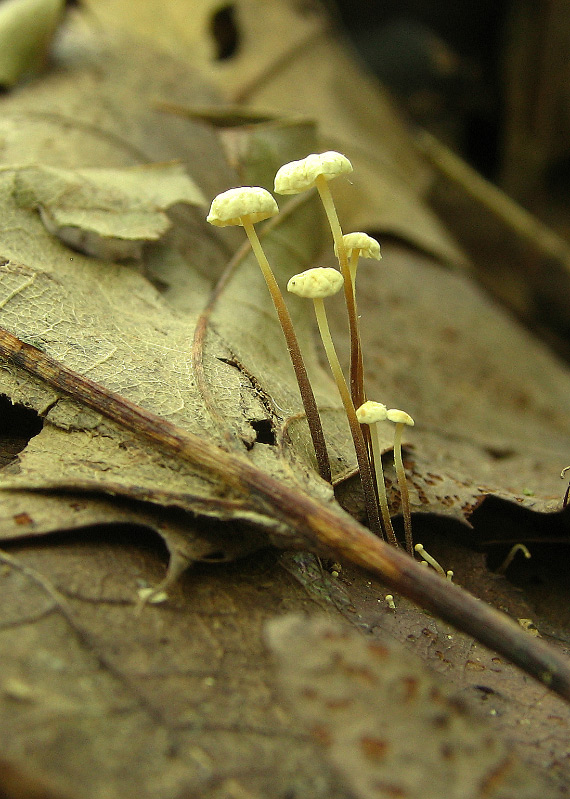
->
[[266, 613, 558, 798], [12, 162, 206, 260], [0, 3, 569, 798]]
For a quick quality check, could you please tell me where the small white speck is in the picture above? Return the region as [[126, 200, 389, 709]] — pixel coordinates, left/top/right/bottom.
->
[[137, 587, 168, 604]]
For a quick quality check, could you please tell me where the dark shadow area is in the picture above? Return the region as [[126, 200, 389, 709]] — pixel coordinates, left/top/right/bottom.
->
[[0, 395, 43, 468], [210, 4, 240, 61]]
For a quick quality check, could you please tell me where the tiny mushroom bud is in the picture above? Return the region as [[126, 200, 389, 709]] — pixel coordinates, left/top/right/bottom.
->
[[355, 401, 397, 546], [288, 268, 382, 536], [275, 152, 364, 407], [497, 543, 531, 575], [385, 594, 396, 611], [414, 543, 445, 577], [207, 187, 332, 483], [386, 408, 415, 554]]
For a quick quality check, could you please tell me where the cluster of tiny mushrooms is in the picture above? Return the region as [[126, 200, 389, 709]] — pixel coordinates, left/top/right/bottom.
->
[[208, 151, 450, 577]]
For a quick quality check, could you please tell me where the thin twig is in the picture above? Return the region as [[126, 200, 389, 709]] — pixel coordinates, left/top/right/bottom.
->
[[0, 327, 569, 702]]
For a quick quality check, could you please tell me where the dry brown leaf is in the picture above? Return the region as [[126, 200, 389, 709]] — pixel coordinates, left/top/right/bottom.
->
[[82, 0, 466, 267], [0, 3, 569, 799], [266, 613, 557, 799]]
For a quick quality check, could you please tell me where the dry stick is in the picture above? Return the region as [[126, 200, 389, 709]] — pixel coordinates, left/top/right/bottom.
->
[[315, 173, 364, 408], [312, 297, 382, 537], [1, 328, 570, 702], [241, 216, 332, 484]]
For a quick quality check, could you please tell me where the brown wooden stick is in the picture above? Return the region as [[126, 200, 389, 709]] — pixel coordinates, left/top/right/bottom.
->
[[0, 326, 569, 702]]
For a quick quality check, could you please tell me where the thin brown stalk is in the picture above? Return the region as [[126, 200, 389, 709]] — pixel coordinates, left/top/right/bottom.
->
[[314, 174, 364, 408], [312, 297, 381, 536], [241, 217, 332, 484], [1, 327, 570, 703]]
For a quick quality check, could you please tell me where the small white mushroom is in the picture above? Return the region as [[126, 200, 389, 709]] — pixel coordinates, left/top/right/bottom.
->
[[334, 232, 381, 397], [275, 153, 364, 407], [287, 268, 347, 402], [335, 232, 382, 289], [207, 188, 332, 483], [207, 186, 278, 226], [386, 408, 415, 553], [288, 267, 382, 535], [274, 152, 353, 195], [355, 401, 397, 546], [287, 266, 343, 298]]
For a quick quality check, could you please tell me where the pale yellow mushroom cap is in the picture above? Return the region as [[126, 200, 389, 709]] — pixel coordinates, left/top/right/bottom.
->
[[274, 151, 353, 195], [355, 401, 388, 424], [207, 186, 278, 227], [386, 408, 414, 426], [287, 267, 344, 299], [336, 232, 382, 260]]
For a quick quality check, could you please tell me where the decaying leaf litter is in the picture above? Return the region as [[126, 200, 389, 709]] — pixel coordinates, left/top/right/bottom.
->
[[0, 1, 569, 798]]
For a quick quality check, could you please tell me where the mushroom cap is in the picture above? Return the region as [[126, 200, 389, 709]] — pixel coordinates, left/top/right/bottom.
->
[[386, 408, 414, 426], [207, 187, 278, 227], [355, 401, 388, 424], [287, 267, 344, 299], [274, 151, 353, 195], [336, 232, 382, 260]]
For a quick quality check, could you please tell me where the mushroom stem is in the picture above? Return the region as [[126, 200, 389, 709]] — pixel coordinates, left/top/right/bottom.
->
[[314, 173, 364, 408], [349, 247, 366, 430], [349, 248, 360, 290], [241, 217, 332, 483], [496, 543, 531, 575], [392, 421, 413, 554], [312, 296, 381, 536], [414, 543, 445, 577], [366, 421, 398, 546]]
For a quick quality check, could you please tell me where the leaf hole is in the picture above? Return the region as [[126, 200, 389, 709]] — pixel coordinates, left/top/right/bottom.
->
[[210, 4, 240, 61], [250, 418, 276, 446], [0, 395, 43, 468]]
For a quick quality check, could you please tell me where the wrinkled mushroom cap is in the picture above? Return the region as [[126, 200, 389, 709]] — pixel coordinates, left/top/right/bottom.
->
[[207, 186, 278, 227], [386, 408, 414, 426], [336, 232, 382, 260], [287, 267, 344, 299], [355, 401, 388, 425], [274, 151, 353, 195]]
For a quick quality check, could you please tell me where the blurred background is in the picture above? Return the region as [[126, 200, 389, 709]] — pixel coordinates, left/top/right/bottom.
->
[[330, 0, 570, 238]]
